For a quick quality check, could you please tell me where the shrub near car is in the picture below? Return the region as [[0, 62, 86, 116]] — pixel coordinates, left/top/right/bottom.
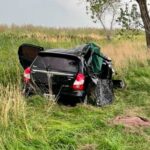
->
[[18, 43, 124, 106]]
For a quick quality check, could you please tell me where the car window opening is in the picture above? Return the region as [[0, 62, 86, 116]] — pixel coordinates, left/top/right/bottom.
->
[[32, 56, 79, 74]]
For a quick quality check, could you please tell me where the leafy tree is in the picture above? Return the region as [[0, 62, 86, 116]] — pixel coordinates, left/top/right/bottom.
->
[[85, 0, 121, 40], [116, 3, 141, 39], [84, 0, 150, 50], [117, 3, 141, 30], [117, 0, 150, 49]]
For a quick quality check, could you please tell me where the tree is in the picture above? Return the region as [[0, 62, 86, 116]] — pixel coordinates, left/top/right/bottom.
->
[[116, 3, 141, 39], [117, 0, 150, 49], [136, 0, 150, 50], [117, 3, 141, 30], [85, 0, 120, 40], [84, 0, 150, 50]]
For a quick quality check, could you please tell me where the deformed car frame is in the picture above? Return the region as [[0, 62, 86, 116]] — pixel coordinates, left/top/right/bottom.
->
[[18, 43, 124, 106]]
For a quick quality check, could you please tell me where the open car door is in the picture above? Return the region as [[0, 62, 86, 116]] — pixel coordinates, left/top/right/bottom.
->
[[18, 43, 44, 69]]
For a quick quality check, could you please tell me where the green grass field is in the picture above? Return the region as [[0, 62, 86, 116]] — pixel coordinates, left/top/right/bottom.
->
[[0, 25, 150, 150]]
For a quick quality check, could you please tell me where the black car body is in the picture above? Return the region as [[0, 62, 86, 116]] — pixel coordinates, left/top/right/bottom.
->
[[18, 43, 124, 106]]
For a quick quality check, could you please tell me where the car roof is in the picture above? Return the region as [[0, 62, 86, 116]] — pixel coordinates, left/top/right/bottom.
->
[[39, 44, 88, 57]]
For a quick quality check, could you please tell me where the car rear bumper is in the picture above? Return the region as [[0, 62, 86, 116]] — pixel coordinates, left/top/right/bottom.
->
[[24, 82, 86, 98]]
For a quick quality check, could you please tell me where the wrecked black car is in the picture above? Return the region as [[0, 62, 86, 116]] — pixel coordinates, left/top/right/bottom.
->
[[18, 43, 124, 106]]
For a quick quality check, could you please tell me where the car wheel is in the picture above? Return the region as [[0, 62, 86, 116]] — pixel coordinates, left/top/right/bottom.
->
[[94, 79, 114, 107]]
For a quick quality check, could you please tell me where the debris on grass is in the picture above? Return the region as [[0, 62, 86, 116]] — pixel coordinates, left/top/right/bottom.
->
[[113, 116, 150, 127]]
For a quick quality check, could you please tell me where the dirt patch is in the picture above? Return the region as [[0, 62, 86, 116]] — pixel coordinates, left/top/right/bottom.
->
[[113, 116, 150, 127]]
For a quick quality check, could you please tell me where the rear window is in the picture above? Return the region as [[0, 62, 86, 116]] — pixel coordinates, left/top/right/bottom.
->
[[32, 55, 79, 73]]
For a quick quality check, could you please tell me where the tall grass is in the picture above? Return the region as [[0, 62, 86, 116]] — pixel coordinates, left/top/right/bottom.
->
[[0, 25, 150, 149], [102, 40, 149, 69], [0, 85, 26, 127]]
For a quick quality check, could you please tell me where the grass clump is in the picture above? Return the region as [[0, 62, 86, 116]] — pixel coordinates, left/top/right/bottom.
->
[[0, 85, 26, 127]]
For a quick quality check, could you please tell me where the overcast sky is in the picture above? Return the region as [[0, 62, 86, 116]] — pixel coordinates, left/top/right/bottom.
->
[[0, 0, 100, 28]]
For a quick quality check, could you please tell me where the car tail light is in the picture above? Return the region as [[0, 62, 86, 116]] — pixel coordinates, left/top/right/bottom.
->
[[24, 67, 31, 83], [72, 73, 85, 90]]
